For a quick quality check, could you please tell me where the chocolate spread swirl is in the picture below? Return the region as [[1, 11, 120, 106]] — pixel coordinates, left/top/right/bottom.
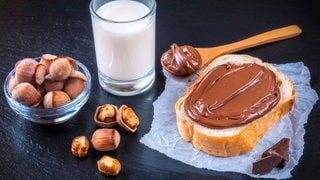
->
[[161, 43, 202, 76], [184, 63, 280, 129]]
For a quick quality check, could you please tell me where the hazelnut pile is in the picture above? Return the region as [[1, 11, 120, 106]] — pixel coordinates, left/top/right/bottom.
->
[[70, 104, 140, 176], [8, 54, 87, 108]]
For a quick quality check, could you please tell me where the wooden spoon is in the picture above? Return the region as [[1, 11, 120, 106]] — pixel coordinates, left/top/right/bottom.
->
[[161, 25, 302, 76]]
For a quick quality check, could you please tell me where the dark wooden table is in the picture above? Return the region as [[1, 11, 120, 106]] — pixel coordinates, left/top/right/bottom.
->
[[1, 0, 319, 179]]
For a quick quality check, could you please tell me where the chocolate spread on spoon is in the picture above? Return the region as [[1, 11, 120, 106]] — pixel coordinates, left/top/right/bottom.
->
[[161, 43, 202, 76]]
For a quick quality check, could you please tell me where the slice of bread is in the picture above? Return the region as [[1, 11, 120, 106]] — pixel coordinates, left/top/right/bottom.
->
[[175, 54, 296, 157]]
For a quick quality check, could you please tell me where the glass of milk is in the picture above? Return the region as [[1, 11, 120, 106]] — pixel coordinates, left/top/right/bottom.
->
[[89, 0, 156, 96]]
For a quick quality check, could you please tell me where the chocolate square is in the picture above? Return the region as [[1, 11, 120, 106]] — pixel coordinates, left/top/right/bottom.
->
[[262, 138, 290, 169], [252, 138, 290, 175], [252, 154, 282, 175]]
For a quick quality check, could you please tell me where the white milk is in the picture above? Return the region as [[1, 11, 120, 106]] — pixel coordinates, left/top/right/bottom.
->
[[92, 0, 155, 81]]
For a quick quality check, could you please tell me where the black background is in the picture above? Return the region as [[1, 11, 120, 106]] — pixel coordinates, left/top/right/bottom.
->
[[0, 0, 319, 179]]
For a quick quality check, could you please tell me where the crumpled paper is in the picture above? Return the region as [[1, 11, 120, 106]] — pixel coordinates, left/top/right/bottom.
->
[[140, 61, 319, 179]]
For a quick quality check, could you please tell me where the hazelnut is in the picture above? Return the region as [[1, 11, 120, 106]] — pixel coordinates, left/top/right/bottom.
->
[[14, 58, 46, 85], [49, 57, 72, 81], [71, 136, 89, 157], [8, 75, 18, 92], [11, 82, 42, 107], [65, 56, 79, 71], [64, 71, 87, 99], [43, 91, 71, 108], [42, 74, 64, 93], [34, 63, 47, 85], [97, 155, 121, 176], [94, 104, 118, 127], [40, 54, 57, 73], [91, 128, 120, 152], [117, 105, 140, 133]]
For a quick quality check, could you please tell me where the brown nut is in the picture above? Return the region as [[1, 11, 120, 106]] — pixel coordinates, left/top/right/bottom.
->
[[43, 91, 71, 108], [97, 155, 121, 176], [65, 56, 79, 71], [42, 74, 64, 93], [94, 104, 118, 127], [11, 82, 42, 107], [14, 58, 46, 85], [117, 105, 140, 133], [34, 63, 47, 85], [71, 136, 89, 157], [64, 70, 87, 99], [14, 58, 38, 84], [49, 57, 72, 81], [8, 75, 18, 92], [91, 128, 120, 152], [40, 54, 58, 74]]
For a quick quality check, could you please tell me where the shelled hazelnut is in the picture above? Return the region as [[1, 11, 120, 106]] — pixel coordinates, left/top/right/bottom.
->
[[97, 155, 121, 176], [117, 105, 140, 133], [94, 104, 118, 127], [9, 54, 87, 108], [71, 136, 90, 157]]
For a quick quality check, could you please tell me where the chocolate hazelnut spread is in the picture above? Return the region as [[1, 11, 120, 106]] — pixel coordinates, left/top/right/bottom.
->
[[184, 63, 280, 129], [161, 43, 202, 76]]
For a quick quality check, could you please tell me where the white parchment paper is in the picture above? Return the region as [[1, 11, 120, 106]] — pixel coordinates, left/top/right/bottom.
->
[[140, 61, 318, 179]]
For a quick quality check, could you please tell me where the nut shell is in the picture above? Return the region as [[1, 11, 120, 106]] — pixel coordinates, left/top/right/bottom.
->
[[97, 155, 121, 176], [117, 105, 140, 133], [94, 104, 118, 127]]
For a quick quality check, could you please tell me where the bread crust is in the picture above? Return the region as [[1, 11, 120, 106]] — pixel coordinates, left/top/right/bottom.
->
[[175, 54, 296, 157]]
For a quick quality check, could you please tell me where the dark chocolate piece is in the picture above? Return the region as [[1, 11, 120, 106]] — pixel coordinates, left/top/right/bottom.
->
[[252, 138, 290, 175], [252, 154, 282, 175], [262, 138, 290, 169]]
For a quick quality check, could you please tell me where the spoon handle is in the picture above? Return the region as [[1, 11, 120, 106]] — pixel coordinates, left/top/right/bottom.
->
[[196, 25, 302, 66]]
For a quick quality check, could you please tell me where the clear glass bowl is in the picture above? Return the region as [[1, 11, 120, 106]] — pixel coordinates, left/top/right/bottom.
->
[[3, 59, 91, 125]]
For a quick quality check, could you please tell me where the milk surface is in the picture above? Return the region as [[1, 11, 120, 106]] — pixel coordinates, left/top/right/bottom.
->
[[92, 0, 155, 81]]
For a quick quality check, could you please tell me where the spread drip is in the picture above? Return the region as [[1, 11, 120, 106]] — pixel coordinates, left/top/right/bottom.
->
[[161, 43, 202, 76], [184, 63, 280, 129]]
